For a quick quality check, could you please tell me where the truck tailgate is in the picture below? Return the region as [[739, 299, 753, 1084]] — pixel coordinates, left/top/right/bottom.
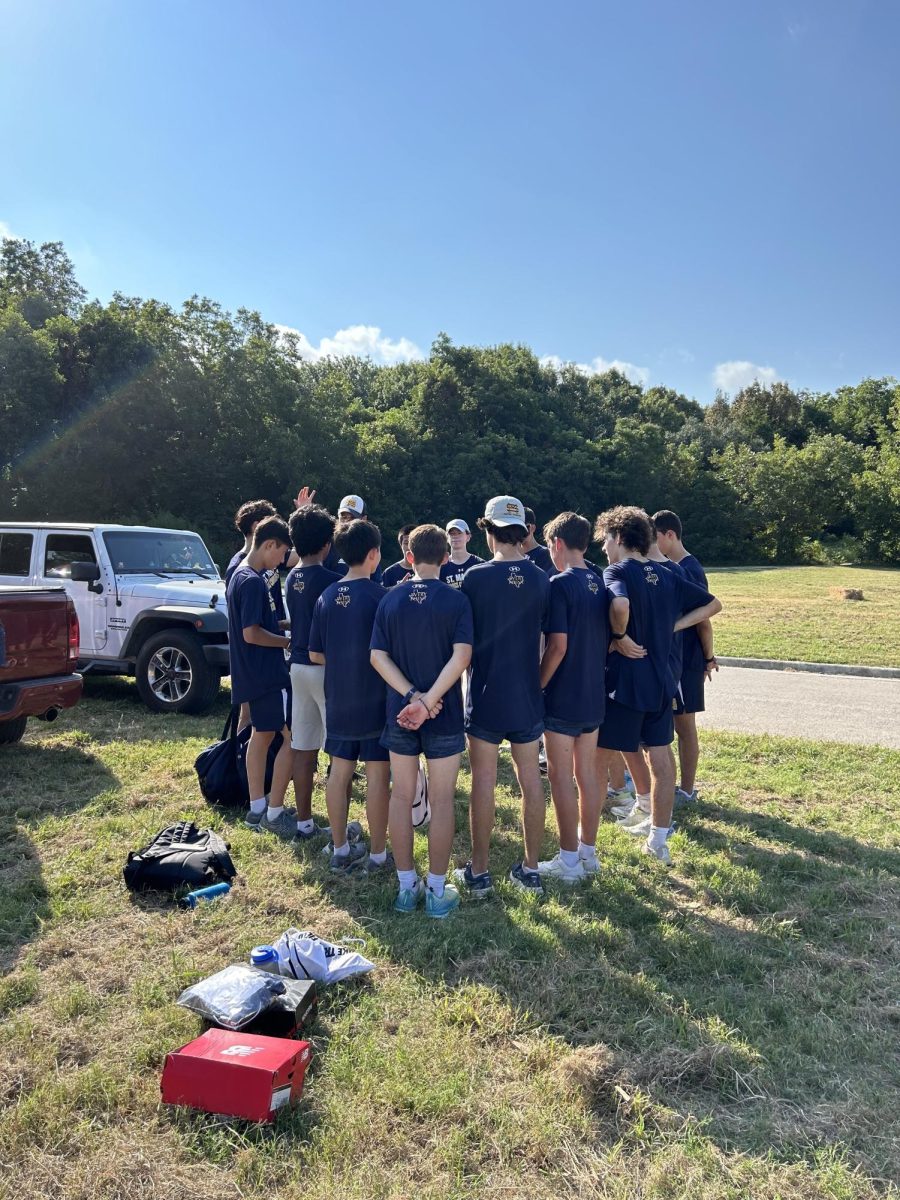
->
[[0, 588, 71, 680]]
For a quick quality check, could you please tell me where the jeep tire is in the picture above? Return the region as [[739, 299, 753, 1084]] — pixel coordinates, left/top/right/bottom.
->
[[0, 715, 28, 745], [135, 629, 221, 715]]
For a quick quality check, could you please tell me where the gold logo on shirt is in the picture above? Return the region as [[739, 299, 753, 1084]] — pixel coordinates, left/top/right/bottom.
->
[[644, 566, 659, 586], [336, 588, 351, 608], [293, 578, 305, 593], [508, 567, 524, 588], [588, 578, 599, 594], [409, 587, 427, 604]]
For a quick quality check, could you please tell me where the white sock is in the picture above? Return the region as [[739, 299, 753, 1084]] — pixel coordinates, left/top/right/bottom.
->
[[333, 841, 350, 857], [578, 841, 598, 862], [648, 825, 669, 851], [397, 869, 418, 891], [250, 797, 266, 815], [369, 849, 387, 865], [296, 818, 315, 834], [560, 848, 580, 868], [636, 792, 651, 813], [426, 872, 445, 897], [266, 804, 284, 822]]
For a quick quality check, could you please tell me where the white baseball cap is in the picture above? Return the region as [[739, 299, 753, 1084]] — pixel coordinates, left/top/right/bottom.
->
[[338, 494, 365, 516], [446, 519, 470, 534], [483, 495, 527, 528]]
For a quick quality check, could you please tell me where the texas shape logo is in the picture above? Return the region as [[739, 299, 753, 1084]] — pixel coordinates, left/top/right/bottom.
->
[[508, 566, 524, 588], [409, 586, 427, 604], [336, 587, 351, 607]]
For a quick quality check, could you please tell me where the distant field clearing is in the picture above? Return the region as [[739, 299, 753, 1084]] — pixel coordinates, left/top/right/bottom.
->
[[708, 566, 900, 668]]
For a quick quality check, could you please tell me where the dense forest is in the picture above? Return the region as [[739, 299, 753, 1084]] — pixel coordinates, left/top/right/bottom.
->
[[2, 238, 898, 567]]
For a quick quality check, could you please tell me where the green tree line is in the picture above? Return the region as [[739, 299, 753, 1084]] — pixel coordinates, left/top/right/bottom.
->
[[2, 238, 899, 567]]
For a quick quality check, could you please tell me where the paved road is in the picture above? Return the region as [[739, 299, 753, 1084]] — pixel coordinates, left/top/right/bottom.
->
[[698, 667, 900, 749]]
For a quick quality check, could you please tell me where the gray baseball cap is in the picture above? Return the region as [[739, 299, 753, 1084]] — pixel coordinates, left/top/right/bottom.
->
[[483, 495, 527, 529]]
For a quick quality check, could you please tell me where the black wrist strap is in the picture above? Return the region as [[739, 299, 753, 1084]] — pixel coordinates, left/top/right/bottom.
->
[[610, 631, 626, 641]]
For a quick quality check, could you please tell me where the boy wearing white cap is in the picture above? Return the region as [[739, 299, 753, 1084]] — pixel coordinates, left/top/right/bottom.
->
[[440, 519, 483, 589], [454, 496, 551, 898], [323, 494, 383, 584]]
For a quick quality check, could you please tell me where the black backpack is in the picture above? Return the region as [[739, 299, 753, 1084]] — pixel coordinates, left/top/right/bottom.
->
[[195, 707, 283, 808], [123, 820, 237, 893]]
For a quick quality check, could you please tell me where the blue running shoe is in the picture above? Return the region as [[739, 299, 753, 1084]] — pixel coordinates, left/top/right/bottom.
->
[[452, 862, 494, 899], [426, 883, 460, 919], [394, 878, 425, 913], [509, 861, 545, 896]]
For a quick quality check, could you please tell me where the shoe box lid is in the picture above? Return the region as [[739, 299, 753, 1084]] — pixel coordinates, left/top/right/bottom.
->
[[161, 1027, 312, 1122]]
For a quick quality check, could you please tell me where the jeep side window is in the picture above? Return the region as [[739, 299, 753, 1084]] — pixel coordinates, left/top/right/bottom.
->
[[44, 535, 98, 579], [0, 533, 33, 576]]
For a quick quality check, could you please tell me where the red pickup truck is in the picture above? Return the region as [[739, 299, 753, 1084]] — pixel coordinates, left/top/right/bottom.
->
[[0, 586, 83, 744]]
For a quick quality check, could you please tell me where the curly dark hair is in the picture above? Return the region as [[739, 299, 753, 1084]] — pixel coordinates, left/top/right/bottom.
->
[[289, 505, 335, 557], [333, 519, 381, 566], [594, 506, 652, 555], [235, 499, 277, 536]]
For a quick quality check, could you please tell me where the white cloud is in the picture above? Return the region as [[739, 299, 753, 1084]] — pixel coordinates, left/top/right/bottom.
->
[[712, 360, 779, 393], [540, 353, 649, 386], [0, 220, 19, 242], [275, 323, 423, 366]]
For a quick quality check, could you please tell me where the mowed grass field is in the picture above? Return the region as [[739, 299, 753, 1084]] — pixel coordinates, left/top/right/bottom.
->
[[2, 680, 899, 1200], [707, 566, 900, 668]]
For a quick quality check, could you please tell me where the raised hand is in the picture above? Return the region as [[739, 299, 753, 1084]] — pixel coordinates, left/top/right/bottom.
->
[[293, 486, 316, 509]]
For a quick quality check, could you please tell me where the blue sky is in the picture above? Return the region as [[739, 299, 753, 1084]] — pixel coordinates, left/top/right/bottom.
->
[[2, 0, 898, 401]]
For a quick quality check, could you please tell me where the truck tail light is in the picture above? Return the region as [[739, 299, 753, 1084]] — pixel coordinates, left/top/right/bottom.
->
[[67, 602, 80, 669]]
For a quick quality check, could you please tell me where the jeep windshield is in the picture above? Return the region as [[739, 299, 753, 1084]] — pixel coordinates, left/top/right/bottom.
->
[[103, 532, 218, 577]]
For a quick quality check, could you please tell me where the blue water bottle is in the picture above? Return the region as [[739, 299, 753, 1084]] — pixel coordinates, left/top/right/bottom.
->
[[250, 945, 280, 973], [179, 881, 231, 909]]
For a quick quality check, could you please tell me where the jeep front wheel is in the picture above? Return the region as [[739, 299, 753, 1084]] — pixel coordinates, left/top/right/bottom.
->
[[135, 630, 221, 715]]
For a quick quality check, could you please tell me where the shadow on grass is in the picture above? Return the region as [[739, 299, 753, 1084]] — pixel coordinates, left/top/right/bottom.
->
[[0, 737, 119, 973], [318, 759, 900, 1186]]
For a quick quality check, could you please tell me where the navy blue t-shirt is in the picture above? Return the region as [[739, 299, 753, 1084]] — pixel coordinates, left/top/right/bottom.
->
[[440, 554, 483, 589], [370, 579, 474, 736], [308, 577, 386, 738], [526, 544, 555, 575], [381, 558, 412, 589], [462, 558, 551, 732], [323, 545, 383, 585], [653, 557, 685, 699], [284, 563, 340, 665], [544, 567, 610, 727], [226, 564, 290, 704], [226, 548, 288, 622], [604, 558, 714, 713], [674, 553, 709, 674]]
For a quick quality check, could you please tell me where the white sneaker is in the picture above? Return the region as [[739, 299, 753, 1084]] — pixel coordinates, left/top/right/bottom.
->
[[617, 806, 651, 830], [610, 800, 636, 819], [641, 839, 672, 866], [607, 786, 634, 805], [624, 815, 653, 837], [579, 854, 601, 875], [536, 853, 586, 883]]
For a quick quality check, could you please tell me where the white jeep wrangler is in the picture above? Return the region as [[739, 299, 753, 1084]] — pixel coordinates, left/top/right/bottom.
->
[[0, 523, 230, 714]]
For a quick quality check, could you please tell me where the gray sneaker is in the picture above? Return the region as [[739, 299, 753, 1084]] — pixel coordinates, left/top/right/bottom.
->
[[321, 820, 365, 858], [329, 840, 369, 875], [244, 809, 265, 830], [256, 809, 299, 839], [367, 850, 396, 874]]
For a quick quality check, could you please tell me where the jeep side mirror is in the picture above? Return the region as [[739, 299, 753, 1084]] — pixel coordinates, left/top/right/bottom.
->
[[70, 562, 103, 593]]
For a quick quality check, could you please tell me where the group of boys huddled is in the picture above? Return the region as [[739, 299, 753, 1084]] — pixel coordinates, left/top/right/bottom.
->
[[224, 486, 722, 920]]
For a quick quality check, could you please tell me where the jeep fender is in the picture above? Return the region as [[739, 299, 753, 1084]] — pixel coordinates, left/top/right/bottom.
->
[[121, 606, 229, 659]]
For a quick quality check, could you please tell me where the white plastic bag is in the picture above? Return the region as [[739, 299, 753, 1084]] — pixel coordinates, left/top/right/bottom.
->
[[176, 964, 286, 1029], [412, 759, 431, 829], [272, 929, 375, 984]]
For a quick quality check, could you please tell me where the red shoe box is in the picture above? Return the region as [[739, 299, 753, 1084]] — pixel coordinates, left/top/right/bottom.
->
[[161, 1028, 312, 1122]]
